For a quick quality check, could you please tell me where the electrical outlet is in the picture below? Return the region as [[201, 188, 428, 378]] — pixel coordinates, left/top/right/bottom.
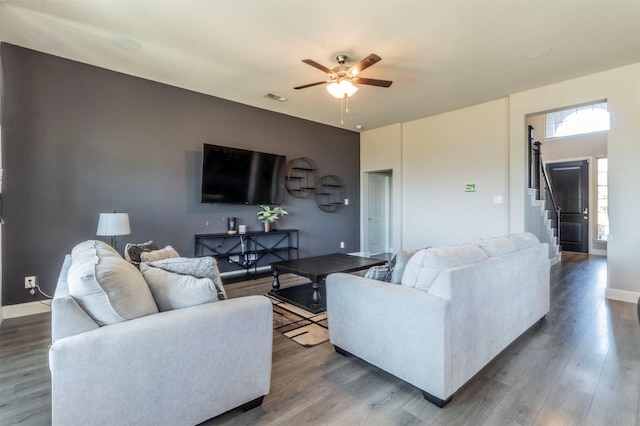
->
[[25, 276, 36, 289], [340, 242, 345, 249]]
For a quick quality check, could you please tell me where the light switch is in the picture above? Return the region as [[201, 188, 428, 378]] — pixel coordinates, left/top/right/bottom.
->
[[493, 196, 503, 204]]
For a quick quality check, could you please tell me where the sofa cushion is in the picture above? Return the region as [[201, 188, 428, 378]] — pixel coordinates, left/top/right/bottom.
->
[[389, 250, 418, 284], [401, 245, 488, 292], [139, 263, 219, 311], [474, 236, 518, 257], [140, 245, 180, 263], [148, 256, 227, 300], [508, 232, 540, 249], [124, 240, 159, 264], [67, 240, 159, 326]]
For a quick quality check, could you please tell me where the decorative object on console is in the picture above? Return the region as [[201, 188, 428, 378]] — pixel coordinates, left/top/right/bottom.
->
[[257, 205, 288, 232], [285, 157, 317, 199], [314, 175, 346, 213], [227, 217, 237, 234], [96, 211, 131, 249]]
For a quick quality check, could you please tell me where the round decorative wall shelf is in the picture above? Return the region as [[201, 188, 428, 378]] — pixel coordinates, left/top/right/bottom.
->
[[285, 157, 317, 199], [314, 175, 346, 213]]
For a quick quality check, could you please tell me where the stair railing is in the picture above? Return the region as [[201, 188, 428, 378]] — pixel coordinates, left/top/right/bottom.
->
[[530, 140, 561, 240], [528, 125, 560, 241]]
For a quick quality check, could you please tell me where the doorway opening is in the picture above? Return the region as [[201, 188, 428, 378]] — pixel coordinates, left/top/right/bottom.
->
[[526, 100, 608, 256], [364, 171, 391, 255]]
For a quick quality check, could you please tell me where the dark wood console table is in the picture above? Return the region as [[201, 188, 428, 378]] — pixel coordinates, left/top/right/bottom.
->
[[269, 253, 386, 313], [195, 229, 298, 278]]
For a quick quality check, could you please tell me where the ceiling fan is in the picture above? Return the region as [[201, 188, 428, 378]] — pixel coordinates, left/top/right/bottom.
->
[[294, 53, 393, 99]]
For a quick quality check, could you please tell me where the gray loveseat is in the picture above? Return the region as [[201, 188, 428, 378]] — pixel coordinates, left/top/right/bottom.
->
[[326, 233, 550, 407], [50, 240, 273, 426]]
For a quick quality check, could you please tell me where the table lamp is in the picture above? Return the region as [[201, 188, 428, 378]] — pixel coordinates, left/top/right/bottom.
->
[[96, 211, 131, 249]]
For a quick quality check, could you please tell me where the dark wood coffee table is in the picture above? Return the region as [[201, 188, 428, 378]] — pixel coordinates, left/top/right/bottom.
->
[[269, 253, 387, 313]]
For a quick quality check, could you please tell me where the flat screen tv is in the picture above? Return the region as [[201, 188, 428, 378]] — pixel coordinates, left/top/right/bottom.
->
[[201, 144, 286, 205]]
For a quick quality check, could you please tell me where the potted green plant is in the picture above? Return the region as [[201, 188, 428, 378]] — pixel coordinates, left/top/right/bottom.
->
[[257, 205, 288, 232]]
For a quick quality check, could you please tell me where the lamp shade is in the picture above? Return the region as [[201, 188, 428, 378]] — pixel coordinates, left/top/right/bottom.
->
[[326, 80, 358, 99], [96, 213, 131, 236]]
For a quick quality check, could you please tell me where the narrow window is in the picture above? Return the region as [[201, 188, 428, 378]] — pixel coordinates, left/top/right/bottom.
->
[[597, 158, 609, 241], [546, 102, 610, 139]]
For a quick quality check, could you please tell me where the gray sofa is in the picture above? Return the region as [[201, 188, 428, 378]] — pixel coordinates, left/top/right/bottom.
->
[[50, 240, 273, 426], [326, 233, 550, 407]]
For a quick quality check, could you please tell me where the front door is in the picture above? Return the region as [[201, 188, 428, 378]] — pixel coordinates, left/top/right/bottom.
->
[[546, 160, 589, 253]]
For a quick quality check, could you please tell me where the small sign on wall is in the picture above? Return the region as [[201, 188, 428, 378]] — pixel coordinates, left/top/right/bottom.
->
[[465, 183, 477, 192]]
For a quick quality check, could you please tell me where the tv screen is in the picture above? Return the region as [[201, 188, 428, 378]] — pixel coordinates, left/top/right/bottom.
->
[[201, 144, 286, 205]]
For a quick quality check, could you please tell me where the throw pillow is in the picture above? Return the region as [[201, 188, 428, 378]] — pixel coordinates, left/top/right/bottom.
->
[[124, 241, 159, 264], [140, 245, 180, 263], [388, 250, 418, 284], [68, 240, 159, 326], [364, 265, 391, 282], [148, 256, 227, 300], [139, 263, 219, 311]]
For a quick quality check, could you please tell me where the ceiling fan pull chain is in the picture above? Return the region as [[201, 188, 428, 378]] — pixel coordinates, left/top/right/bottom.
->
[[340, 97, 345, 125]]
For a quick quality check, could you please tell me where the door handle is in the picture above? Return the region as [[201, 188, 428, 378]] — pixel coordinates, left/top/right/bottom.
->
[[583, 207, 588, 215]]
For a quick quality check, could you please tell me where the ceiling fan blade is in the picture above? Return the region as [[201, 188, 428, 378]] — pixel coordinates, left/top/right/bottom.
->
[[349, 53, 381, 75], [352, 77, 393, 88], [294, 81, 328, 90], [302, 59, 334, 75]]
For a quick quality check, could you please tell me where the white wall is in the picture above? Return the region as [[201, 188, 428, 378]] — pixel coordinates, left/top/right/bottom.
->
[[401, 98, 510, 249], [510, 63, 640, 302], [362, 63, 639, 304], [360, 123, 403, 253]]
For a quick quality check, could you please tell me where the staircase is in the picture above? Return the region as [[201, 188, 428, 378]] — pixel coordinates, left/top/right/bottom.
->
[[527, 188, 561, 264], [526, 126, 561, 265]]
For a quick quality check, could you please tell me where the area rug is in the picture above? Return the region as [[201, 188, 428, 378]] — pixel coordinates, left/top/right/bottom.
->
[[266, 295, 329, 347]]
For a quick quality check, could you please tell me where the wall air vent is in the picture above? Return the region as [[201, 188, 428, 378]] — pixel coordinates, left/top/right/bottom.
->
[[263, 93, 288, 102]]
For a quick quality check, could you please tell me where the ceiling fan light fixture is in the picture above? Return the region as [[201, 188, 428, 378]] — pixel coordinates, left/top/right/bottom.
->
[[327, 80, 358, 99]]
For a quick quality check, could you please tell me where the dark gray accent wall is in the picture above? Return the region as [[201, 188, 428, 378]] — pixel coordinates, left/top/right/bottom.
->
[[1, 43, 360, 306]]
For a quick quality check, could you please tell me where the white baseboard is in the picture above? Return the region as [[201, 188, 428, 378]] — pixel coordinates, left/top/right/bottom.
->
[[590, 249, 607, 256], [2, 301, 51, 319], [605, 288, 640, 304]]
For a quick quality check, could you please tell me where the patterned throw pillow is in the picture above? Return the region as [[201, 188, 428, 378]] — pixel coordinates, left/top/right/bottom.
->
[[124, 241, 159, 265], [364, 265, 391, 282], [147, 256, 227, 300]]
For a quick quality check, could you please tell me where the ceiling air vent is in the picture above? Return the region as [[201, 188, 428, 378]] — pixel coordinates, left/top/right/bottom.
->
[[263, 93, 288, 102]]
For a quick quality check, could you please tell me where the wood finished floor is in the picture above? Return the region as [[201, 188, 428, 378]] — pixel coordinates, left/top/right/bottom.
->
[[1, 253, 638, 425]]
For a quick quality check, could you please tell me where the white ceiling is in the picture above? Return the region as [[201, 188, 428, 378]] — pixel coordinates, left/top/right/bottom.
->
[[2, 1, 639, 132]]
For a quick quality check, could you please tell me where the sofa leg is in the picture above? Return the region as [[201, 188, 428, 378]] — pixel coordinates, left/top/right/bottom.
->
[[334, 345, 350, 357], [421, 391, 451, 408], [239, 396, 264, 412]]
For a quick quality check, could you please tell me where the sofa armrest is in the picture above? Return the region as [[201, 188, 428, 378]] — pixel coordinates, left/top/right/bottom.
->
[[50, 295, 272, 426], [326, 273, 451, 399]]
